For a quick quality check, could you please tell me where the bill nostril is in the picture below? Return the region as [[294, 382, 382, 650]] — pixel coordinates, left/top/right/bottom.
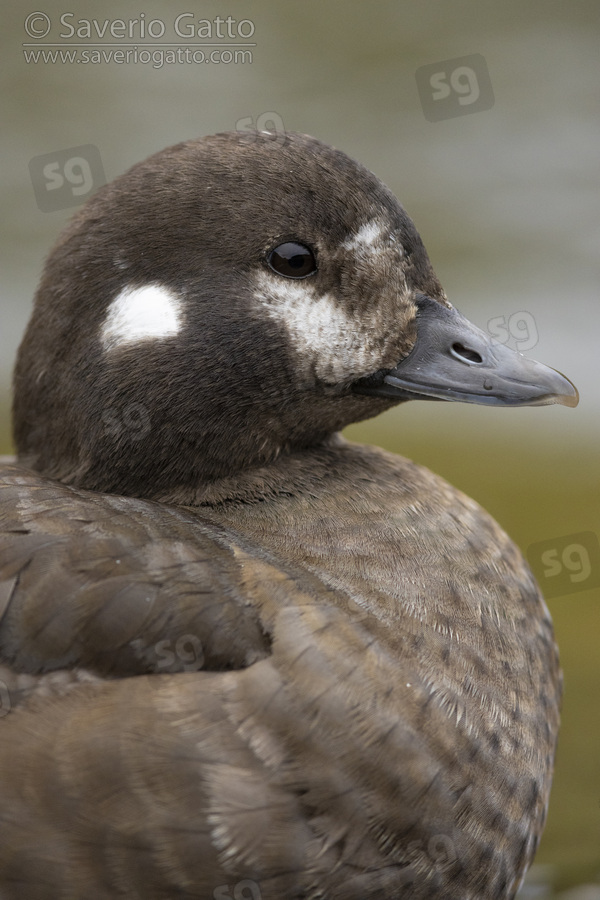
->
[[451, 342, 483, 365]]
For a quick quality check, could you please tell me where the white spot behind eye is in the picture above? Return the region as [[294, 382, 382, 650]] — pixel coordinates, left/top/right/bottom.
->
[[101, 284, 182, 351]]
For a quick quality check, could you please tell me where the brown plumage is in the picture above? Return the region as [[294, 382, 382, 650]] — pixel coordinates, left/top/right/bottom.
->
[[0, 132, 577, 899]]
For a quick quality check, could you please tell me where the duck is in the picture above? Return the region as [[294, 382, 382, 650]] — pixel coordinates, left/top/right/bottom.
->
[[0, 131, 578, 900]]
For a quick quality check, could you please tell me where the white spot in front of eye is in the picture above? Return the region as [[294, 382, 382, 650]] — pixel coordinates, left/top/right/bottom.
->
[[101, 284, 182, 351]]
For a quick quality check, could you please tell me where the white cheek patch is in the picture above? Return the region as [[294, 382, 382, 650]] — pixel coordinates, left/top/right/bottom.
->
[[101, 284, 182, 351], [254, 271, 386, 383]]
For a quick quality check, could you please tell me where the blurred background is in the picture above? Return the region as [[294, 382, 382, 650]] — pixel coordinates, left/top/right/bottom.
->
[[1, 1, 598, 894]]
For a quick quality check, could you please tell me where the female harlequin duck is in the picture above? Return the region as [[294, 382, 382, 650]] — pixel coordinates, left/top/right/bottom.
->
[[0, 132, 578, 899]]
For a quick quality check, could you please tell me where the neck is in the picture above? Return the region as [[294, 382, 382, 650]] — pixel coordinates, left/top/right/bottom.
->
[[154, 433, 350, 507], [15, 433, 349, 507]]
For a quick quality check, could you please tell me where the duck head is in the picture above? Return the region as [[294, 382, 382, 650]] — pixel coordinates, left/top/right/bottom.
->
[[13, 132, 578, 499]]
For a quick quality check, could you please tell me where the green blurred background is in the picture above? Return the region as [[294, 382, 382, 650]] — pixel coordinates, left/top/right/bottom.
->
[[1, 2, 598, 894]]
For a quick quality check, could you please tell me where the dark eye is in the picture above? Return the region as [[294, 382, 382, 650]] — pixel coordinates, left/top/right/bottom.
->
[[267, 242, 317, 279]]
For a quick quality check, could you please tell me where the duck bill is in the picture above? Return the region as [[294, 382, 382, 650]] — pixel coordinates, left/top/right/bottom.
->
[[354, 296, 579, 408]]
